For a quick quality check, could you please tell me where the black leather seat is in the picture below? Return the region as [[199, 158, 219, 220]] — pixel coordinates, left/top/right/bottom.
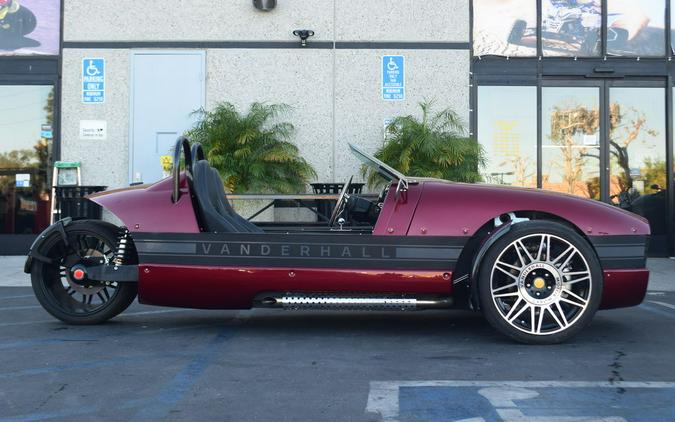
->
[[191, 160, 263, 233]]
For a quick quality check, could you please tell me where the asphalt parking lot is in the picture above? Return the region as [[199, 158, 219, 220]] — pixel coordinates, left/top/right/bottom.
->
[[1, 261, 675, 421]]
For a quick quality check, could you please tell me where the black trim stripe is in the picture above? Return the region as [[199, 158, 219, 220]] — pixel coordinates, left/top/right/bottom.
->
[[335, 42, 470, 50], [62, 41, 470, 50], [589, 235, 648, 269], [132, 233, 466, 271], [63, 41, 334, 49]]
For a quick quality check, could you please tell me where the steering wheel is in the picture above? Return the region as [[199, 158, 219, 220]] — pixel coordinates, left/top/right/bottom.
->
[[328, 176, 353, 227]]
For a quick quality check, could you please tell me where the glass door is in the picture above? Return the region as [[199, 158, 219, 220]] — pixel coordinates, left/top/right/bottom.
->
[[541, 82, 603, 200], [608, 82, 667, 251], [534, 80, 668, 254], [0, 84, 54, 237]]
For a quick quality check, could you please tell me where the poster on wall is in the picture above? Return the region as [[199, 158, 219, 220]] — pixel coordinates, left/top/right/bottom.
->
[[0, 0, 61, 56], [541, 0, 601, 57], [473, 0, 537, 57], [607, 0, 665, 56]]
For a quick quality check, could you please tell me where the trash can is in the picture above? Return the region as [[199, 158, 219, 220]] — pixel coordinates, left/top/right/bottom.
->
[[310, 182, 365, 222], [55, 186, 107, 220]]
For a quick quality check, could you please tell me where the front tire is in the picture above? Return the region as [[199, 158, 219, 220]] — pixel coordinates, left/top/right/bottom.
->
[[478, 221, 602, 344], [31, 220, 137, 325]]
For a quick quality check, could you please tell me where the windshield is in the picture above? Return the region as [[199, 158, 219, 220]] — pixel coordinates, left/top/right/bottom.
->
[[348, 143, 406, 183]]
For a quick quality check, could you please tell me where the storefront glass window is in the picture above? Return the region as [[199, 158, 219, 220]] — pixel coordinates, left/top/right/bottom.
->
[[473, 0, 537, 57], [542, 87, 601, 199], [607, 0, 665, 56], [609, 87, 666, 234], [0, 0, 61, 56], [0, 85, 53, 234], [542, 0, 601, 57], [477, 86, 537, 186]]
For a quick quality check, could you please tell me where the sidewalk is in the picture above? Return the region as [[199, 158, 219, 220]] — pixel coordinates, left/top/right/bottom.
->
[[2, 256, 673, 290]]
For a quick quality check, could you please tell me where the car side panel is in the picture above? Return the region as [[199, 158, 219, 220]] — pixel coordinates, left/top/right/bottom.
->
[[138, 265, 453, 309]]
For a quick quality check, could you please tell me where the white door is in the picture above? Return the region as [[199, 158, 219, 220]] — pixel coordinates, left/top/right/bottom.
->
[[130, 52, 205, 184]]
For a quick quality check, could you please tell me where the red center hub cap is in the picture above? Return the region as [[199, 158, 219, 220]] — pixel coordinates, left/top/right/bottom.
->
[[72, 268, 86, 281]]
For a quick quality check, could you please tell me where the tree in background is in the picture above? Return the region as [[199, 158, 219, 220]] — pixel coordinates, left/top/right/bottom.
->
[[185, 102, 316, 193], [364, 102, 485, 187], [547, 105, 599, 197]]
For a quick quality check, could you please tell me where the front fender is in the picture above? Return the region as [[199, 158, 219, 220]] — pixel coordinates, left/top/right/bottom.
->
[[87, 176, 200, 233], [24, 218, 74, 273], [467, 221, 519, 310]]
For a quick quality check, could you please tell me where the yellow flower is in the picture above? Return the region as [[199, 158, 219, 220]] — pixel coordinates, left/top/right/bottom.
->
[[160, 155, 173, 172]]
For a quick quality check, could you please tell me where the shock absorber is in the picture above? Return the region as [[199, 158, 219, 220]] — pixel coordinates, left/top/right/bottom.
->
[[113, 229, 130, 266]]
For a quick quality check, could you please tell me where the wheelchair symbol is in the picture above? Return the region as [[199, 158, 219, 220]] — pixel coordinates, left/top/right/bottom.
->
[[456, 387, 627, 422], [387, 57, 399, 72], [85, 60, 102, 77]]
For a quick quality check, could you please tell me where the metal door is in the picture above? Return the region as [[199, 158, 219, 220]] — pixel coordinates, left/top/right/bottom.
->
[[130, 52, 205, 184]]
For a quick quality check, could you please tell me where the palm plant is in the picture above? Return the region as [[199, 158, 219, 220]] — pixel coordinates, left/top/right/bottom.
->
[[185, 102, 316, 193], [365, 102, 485, 187]]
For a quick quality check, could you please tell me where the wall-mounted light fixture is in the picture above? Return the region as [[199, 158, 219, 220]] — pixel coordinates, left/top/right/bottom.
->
[[253, 0, 276, 11], [293, 29, 315, 47]]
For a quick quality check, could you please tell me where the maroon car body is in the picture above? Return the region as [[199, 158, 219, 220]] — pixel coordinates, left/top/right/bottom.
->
[[26, 139, 649, 343], [88, 172, 648, 312]]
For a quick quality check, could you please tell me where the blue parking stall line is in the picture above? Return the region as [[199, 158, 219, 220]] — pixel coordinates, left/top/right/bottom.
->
[[0, 295, 35, 301], [0, 352, 190, 380], [639, 303, 675, 321], [0, 322, 229, 351], [0, 308, 193, 328], [0, 305, 41, 311], [129, 325, 238, 421], [0, 338, 97, 351]]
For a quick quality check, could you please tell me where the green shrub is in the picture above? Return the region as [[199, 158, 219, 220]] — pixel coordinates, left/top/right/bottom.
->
[[186, 102, 316, 193]]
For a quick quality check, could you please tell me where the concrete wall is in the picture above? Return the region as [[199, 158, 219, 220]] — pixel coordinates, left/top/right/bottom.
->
[[61, 0, 470, 191], [61, 49, 130, 189]]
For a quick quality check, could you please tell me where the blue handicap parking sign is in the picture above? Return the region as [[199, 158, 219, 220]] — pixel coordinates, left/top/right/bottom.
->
[[382, 55, 405, 101], [82, 58, 105, 104]]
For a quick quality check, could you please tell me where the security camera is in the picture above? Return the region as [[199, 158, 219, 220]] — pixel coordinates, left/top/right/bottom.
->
[[293, 29, 315, 47], [253, 0, 276, 11]]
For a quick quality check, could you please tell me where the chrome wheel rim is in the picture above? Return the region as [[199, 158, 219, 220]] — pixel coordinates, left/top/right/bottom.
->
[[490, 233, 592, 336]]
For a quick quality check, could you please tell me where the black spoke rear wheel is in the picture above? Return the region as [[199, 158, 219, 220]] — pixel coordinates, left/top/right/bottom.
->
[[31, 220, 137, 324]]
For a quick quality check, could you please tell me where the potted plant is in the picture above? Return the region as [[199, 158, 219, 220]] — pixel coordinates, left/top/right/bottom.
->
[[185, 102, 316, 193], [365, 102, 485, 186]]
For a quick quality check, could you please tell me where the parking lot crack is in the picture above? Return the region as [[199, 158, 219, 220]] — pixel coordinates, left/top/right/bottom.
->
[[608, 350, 626, 394], [34, 383, 67, 411]]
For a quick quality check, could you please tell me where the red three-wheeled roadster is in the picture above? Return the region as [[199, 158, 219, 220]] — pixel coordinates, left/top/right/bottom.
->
[[25, 138, 649, 344]]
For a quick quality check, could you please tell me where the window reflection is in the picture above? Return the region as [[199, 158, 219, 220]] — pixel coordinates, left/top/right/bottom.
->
[[542, 87, 601, 199], [478, 86, 537, 186], [609, 87, 666, 234], [0, 85, 53, 234], [607, 0, 665, 56], [542, 0, 601, 57], [473, 0, 537, 57]]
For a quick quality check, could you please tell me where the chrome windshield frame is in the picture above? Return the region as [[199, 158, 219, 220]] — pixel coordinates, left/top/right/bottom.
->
[[348, 143, 408, 184]]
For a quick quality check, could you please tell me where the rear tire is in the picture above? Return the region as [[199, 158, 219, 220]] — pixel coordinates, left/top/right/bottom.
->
[[477, 221, 602, 344], [31, 220, 137, 325]]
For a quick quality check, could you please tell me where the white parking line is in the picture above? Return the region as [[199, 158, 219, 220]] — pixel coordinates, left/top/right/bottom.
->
[[366, 381, 675, 422], [649, 300, 675, 311]]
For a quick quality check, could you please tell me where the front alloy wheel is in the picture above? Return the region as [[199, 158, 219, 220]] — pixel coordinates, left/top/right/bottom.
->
[[478, 221, 602, 344]]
